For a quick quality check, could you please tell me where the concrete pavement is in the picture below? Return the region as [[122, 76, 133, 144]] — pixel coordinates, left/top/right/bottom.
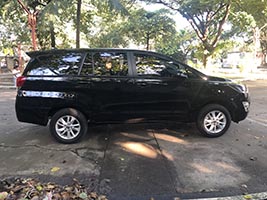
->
[[0, 80, 267, 199]]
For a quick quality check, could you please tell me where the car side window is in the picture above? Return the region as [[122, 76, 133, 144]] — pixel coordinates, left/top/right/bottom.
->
[[25, 52, 83, 76], [185, 67, 201, 79], [93, 52, 128, 76], [134, 54, 186, 77]]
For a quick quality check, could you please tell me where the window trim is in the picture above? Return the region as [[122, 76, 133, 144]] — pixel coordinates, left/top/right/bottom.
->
[[77, 53, 87, 75]]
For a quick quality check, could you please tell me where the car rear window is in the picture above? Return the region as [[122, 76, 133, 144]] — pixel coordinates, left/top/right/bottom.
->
[[24, 52, 83, 76]]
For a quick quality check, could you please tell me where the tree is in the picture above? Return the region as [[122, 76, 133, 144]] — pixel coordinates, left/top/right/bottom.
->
[[75, 0, 131, 48], [1, 1, 31, 50], [142, 0, 232, 67], [233, 0, 267, 65], [123, 8, 176, 50], [1, 0, 132, 51], [155, 29, 197, 62], [1, 0, 68, 50], [16, 0, 52, 50]]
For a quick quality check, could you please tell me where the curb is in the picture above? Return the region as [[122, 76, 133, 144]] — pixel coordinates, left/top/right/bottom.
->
[[186, 192, 267, 200]]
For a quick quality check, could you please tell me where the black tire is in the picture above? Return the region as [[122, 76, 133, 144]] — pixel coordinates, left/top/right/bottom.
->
[[196, 104, 231, 138], [49, 108, 88, 144]]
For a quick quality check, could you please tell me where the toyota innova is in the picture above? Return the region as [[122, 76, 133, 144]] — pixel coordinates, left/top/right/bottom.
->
[[15, 49, 250, 143]]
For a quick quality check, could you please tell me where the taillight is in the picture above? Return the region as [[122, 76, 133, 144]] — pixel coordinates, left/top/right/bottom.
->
[[16, 76, 26, 87]]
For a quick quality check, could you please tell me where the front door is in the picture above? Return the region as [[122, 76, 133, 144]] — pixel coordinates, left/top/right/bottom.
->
[[131, 52, 198, 121]]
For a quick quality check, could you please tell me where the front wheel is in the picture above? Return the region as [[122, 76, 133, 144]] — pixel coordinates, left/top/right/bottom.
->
[[196, 104, 231, 138], [50, 108, 88, 144]]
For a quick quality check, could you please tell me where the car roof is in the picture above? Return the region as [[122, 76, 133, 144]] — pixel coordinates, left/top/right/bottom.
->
[[27, 48, 165, 58], [26, 48, 191, 69]]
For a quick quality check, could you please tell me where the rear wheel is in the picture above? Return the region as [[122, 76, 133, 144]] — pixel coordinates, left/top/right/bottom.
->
[[50, 108, 88, 143], [197, 104, 231, 138]]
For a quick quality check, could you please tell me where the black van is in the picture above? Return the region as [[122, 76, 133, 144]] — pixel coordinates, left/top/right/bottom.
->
[[15, 49, 250, 143]]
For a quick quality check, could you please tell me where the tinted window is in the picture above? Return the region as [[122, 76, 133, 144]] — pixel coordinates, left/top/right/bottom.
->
[[135, 54, 187, 77], [25, 52, 83, 76], [80, 52, 128, 76], [94, 52, 128, 76]]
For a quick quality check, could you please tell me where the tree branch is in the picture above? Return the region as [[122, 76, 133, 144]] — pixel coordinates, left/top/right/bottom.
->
[[211, 1, 231, 48], [17, 0, 30, 14]]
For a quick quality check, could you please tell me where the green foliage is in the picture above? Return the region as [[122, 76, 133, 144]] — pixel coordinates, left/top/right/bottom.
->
[[87, 7, 177, 49], [0, 0, 133, 51], [155, 29, 197, 62], [232, 0, 267, 64], [0, 1, 30, 49], [230, 11, 256, 32], [122, 8, 176, 50], [141, 0, 232, 66], [89, 25, 128, 48]]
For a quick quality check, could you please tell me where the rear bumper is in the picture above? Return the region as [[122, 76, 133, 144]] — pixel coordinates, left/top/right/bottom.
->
[[15, 97, 49, 126]]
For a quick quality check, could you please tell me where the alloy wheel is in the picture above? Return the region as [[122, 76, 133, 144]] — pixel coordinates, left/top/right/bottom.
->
[[55, 115, 81, 140], [203, 110, 227, 134]]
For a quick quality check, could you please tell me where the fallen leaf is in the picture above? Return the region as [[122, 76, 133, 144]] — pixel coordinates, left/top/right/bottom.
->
[[61, 191, 70, 199], [0, 192, 8, 200], [90, 192, 97, 199], [31, 196, 39, 200], [243, 194, 252, 199], [64, 186, 73, 192], [47, 184, 55, 189], [99, 195, 108, 200], [51, 167, 60, 173], [79, 192, 87, 199], [36, 185, 43, 191]]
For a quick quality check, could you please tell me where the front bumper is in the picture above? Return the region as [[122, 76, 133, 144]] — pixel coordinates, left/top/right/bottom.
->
[[231, 93, 250, 123]]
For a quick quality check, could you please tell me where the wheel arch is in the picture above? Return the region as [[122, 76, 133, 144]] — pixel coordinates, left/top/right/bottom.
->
[[48, 104, 91, 121], [192, 100, 234, 121], [196, 103, 232, 137]]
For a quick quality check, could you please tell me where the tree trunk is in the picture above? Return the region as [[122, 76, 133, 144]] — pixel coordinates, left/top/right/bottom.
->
[[49, 21, 56, 48], [30, 20, 37, 50], [262, 53, 267, 65], [17, 0, 38, 50], [146, 33, 150, 51], [76, 0, 82, 48], [203, 54, 208, 68]]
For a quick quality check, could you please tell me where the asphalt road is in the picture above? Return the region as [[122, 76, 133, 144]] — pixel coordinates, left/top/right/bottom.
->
[[0, 80, 267, 200]]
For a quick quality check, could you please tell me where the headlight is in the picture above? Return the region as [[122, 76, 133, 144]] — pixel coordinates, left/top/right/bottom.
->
[[230, 83, 248, 94], [242, 101, 250, 112]]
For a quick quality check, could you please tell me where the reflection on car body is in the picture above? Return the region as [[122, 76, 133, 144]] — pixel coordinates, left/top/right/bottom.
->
[[15, 48, 250, 143]]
